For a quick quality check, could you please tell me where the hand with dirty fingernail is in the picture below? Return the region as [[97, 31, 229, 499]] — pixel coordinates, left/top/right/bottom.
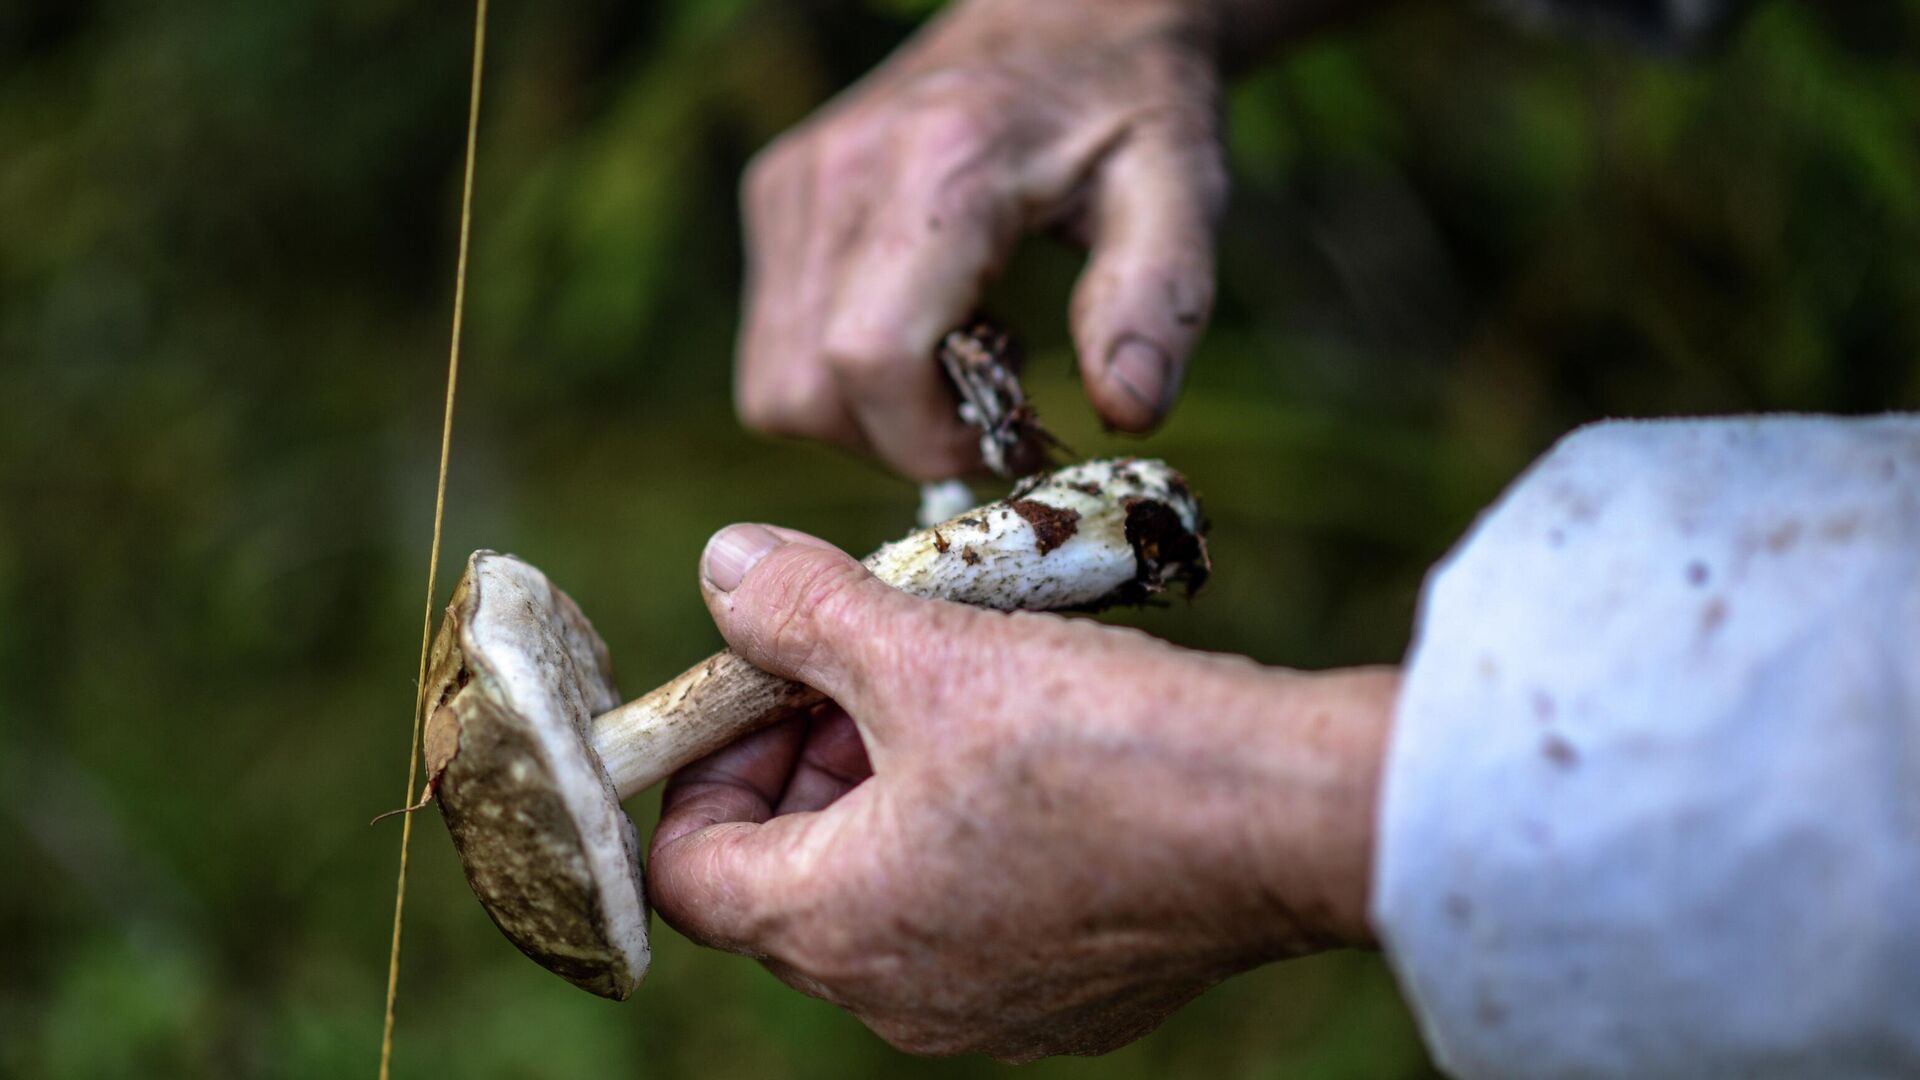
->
[[732, 0, 1236, 480], [656, 527, 1398, 1062]]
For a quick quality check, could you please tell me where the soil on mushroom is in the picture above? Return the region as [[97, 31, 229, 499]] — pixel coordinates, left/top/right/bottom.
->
[[1008, 498, 1080, 555], [1123, 497, 1210, 597]]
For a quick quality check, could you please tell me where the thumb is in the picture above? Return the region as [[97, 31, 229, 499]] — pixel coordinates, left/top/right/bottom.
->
[[1070, 122, 1225, 432], [699, 523, 909, 723]]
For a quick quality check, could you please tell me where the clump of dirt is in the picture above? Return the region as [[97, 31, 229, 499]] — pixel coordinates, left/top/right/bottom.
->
[[1122, 497, 1210, 599], [1008, 498, 1081, 555]]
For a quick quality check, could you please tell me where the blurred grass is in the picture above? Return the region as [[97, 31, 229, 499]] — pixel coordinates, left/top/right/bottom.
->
[[1, 0, 1916, 1076]]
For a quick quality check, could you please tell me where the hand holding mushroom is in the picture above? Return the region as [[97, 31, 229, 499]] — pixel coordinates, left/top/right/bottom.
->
[[651, 525, 1397, 1061], [419, 457, 1394, 1058], [421, 460, 1215, 998]]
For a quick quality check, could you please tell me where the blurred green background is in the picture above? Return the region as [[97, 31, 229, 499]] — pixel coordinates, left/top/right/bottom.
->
[[2, 0, 1916, 1076]]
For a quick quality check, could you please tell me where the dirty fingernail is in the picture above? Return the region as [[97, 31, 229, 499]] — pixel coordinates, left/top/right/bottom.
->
[[1106, 338, 1173, 425], [703, 524, 785, 592]]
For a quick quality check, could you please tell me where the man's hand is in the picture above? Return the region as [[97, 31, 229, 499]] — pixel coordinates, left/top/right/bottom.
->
[[649, 523, 1397, 1061], [735, 0, 1230, 479]]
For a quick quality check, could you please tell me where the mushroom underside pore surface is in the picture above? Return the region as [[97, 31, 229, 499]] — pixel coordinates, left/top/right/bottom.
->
[[423, 457, 1209, 999]]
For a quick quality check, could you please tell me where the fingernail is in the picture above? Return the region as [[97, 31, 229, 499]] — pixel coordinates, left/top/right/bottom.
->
[[703, 524, 785, 592], [1106, 337, 1173, 423]]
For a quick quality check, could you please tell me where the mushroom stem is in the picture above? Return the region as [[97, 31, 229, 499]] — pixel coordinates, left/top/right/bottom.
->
[[590, 652, 821, 800], [585, 457, 1207, 800]]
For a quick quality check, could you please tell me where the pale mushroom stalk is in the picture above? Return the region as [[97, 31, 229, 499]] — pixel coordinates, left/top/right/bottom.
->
[[422, 458, 1207, 1000]]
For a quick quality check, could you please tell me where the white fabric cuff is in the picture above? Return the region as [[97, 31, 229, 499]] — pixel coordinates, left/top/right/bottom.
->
[[1372, 415, 1920, 1079]]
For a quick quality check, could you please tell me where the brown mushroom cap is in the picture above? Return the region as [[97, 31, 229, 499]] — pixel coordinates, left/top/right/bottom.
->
[[422, 550, 649, 1000]]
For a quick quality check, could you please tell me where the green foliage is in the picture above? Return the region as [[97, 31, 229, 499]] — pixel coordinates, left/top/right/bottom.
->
[[1, 0, 1915, 1075]]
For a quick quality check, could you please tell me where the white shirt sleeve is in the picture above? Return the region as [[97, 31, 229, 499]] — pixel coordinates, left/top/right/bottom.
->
[[1372, 415, 1920, 1080]]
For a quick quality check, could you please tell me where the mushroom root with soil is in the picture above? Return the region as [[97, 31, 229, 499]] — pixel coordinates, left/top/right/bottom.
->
[[419, 458, 1209, 999]]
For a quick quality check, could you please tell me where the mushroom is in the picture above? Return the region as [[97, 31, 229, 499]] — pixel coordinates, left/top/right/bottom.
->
[[421, 458, 1209, 999]]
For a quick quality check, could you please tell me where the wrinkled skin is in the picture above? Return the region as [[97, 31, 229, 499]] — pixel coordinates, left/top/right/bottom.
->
[[650, 525, 1396, 1062], [734, 0, 1233, 479], [694, 0, 1398, 1059]]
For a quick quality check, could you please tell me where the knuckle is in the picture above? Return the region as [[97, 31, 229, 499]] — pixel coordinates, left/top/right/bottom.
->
[[897, 104, 1013, 219], [752, 550, 872, 671], [901, 95, 1002, 157], [928, 169, 1009, 239], [742, 134, 805, 210], [821, 317, 912, 381], [733, 381, 788, 435], [1164, 255, 1217, 333], [734, 364, 839, 439], [810, 120, 883, 193], [1082, 235, 1217, 344]]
